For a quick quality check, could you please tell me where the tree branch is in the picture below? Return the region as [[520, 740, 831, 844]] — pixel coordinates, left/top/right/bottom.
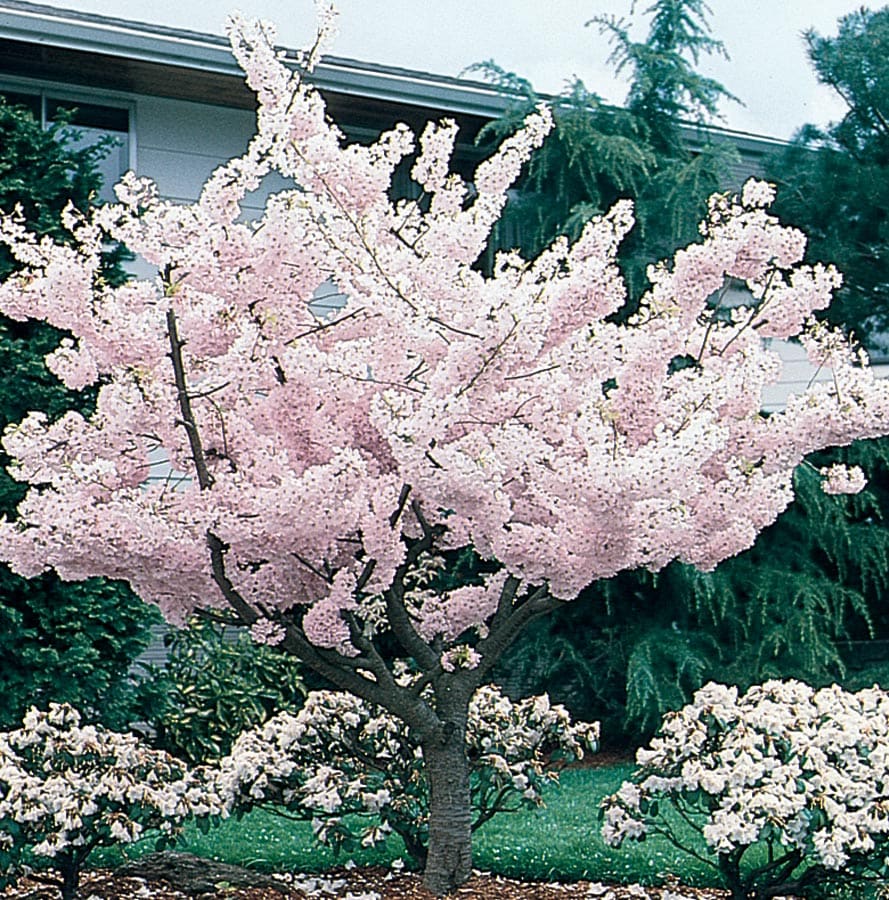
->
[[389, 483, 412, 528], [376, 501, 443, 670], [166, 306, 214, 491], [487, 574, 522, 634], [456, 315, 518, 398], [341, 607, 393, 683], [206, 530, 259, 626], [385, 569, 440, 672], [473, 584, 564, 682], [167, 298, 269, 638], [277, 620, 439, 737]]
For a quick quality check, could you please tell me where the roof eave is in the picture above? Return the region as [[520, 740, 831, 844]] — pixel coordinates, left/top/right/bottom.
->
[[0, 0, 517, 119]]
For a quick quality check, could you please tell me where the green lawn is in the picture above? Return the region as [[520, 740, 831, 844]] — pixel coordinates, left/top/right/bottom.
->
[[472, 767, 716, 886], [88, 760, 889, 900], [97, 764, 720, 888]]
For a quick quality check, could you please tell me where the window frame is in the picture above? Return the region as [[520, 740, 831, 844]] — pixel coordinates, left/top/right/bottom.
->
[[0, 76, 137, 179]]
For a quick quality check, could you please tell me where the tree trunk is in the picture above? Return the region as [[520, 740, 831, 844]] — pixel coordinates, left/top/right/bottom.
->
[[420, 690, 473, 896], [58, 854, 80, 900]]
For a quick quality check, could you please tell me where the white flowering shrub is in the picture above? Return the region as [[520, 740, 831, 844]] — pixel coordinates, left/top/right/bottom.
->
[[0, 704, 225, 900], [601, 680, 889, 899], [215, 683, 598, 867]]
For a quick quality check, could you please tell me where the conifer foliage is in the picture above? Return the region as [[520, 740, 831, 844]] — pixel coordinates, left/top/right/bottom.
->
[[768, 6, 889, 351], [0, 97, 156, 729], [469, 0, 740, 298]]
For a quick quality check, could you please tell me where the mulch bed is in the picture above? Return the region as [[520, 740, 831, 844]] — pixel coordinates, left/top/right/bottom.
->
[[0, 853, 783, 899]]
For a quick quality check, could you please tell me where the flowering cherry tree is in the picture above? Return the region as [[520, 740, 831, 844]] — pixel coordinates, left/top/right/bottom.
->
[[1, 7, 889, 894]]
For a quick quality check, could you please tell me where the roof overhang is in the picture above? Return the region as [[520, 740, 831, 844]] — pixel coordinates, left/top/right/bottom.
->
[[0, 0, 784, 153], [0, 0, 517, 139]]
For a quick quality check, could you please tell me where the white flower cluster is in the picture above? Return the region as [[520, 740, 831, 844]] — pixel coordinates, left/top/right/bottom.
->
[[601, 681, 889, 894], [440, 646, 481, 671], [0, 704, 225, 892], [469, 686, 599, 807], [819, 462, 867, 495], [214, 689, 420, 856], [215, 684, 598, 861]]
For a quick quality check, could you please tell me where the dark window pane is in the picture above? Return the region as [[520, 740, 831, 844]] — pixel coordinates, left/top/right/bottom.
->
[[0, 91, 41, 119], [46, 98, 128, 133]]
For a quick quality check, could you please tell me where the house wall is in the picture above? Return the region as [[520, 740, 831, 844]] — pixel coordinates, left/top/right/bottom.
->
[[135, 95, 255, 204], [763, 339, 889, 413]]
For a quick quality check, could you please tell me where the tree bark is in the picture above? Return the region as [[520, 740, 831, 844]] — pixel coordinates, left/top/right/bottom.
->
[[58, 853, 79, 900], [420, 683, 473, 896]]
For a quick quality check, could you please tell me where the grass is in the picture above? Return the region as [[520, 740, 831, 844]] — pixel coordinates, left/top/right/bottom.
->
[[95, 763, 723, 889], [472, 766, 717, 887]]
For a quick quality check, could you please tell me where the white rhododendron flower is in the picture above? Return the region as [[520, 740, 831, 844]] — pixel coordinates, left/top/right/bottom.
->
[[602, 681, 889, 896], [213, 682, 598, 863], [819, 462, 867, 495], [0, 704, 225, 896]]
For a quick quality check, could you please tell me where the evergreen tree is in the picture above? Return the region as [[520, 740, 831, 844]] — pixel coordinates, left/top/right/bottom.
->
[[470, 0, 740, 298], [0, 97, 157, 729], [486, 5, 889, 745], [767, 6, 889, 352]]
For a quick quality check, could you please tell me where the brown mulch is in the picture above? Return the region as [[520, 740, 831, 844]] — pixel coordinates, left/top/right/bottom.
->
[[0, 853, 776, 900]]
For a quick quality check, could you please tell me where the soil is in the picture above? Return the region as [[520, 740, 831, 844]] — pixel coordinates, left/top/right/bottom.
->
[[0, 853, 775, 900]]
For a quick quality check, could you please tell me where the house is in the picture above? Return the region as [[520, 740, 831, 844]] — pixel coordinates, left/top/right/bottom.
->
[[0, 1, 527, 206], [0, 1, 787, 208], [0, 1, 823, 400]]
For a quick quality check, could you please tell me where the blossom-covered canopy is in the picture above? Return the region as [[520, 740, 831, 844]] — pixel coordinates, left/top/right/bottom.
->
[[0, 13, 887, 652]]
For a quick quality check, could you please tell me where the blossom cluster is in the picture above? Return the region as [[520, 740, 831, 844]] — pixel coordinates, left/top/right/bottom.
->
[[214, 684, 598, 862], [0, 704, 224, 893], [601, 681, 889, 895], [818, 462, 867, 495], [0, 11, 887, 654]]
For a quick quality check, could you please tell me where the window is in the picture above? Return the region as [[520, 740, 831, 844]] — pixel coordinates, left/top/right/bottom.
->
[[0, 87, 132, 203]]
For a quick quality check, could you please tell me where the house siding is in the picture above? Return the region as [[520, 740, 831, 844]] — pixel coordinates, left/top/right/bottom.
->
[[134, 94, 255, 203]]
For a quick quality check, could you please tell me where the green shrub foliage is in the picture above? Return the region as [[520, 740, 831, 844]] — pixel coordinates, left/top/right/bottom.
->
[[135, 617, 307, 764]]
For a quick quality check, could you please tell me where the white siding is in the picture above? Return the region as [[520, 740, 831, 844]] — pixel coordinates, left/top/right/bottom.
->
[[134, 94, 295, 215], [762, 339, 889, 413], [135, 96, 254, 202]]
